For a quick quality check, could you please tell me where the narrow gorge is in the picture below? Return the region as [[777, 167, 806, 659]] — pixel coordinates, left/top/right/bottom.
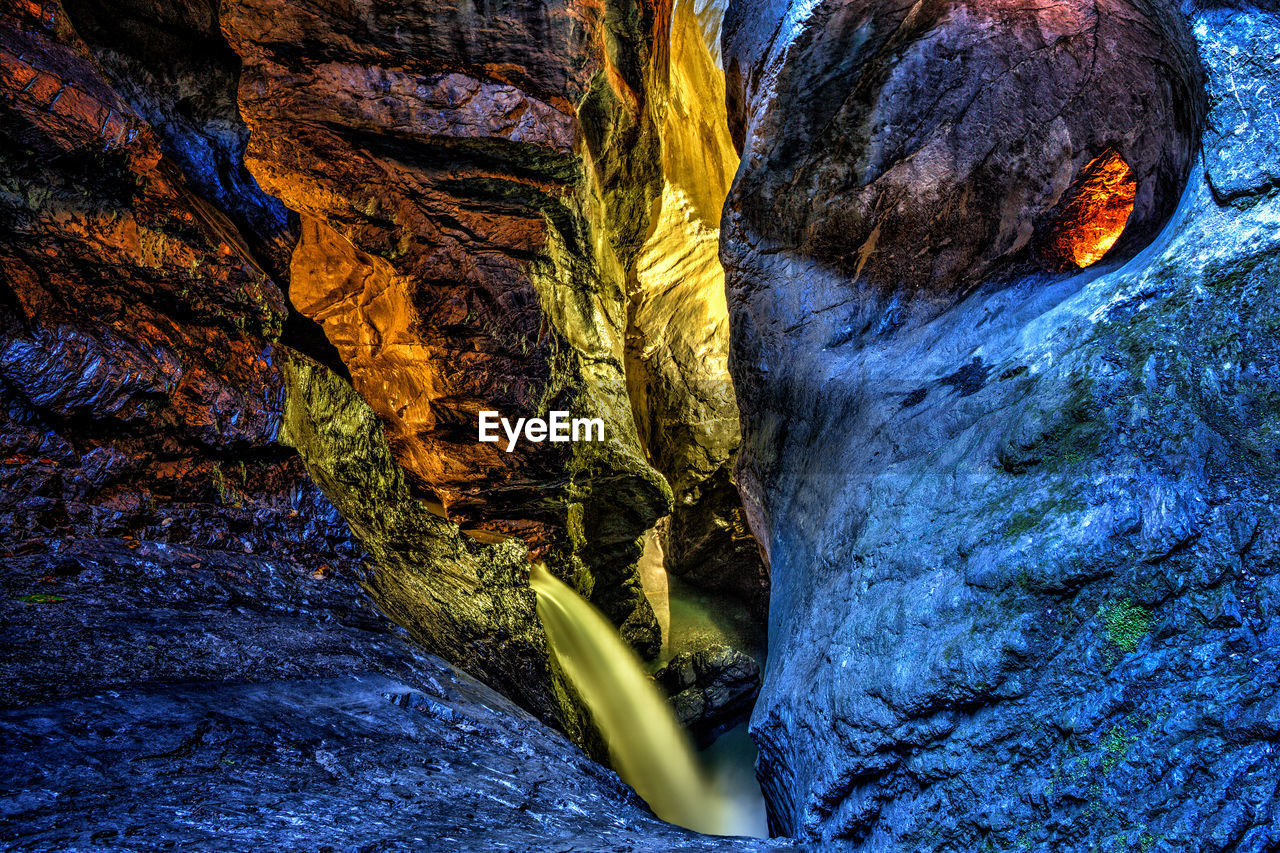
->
[[2, 0, 1278, 850]]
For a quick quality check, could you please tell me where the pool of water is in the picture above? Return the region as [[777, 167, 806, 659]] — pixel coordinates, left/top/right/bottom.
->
[[702, 719, 770, 838], [637, 529, 771, 838], [661, 574, 766, 665]]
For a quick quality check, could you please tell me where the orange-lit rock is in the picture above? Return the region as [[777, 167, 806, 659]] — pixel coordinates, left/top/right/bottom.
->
[[0, 1, 347, 569], [221, 0, 673, 655], [723, 0, 1203, 302], [1038, 150, 1138, 270], [0, 0, 572, 731]]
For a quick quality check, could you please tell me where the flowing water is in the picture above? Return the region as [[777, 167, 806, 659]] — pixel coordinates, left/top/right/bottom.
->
[[529, 563, 752, 836]]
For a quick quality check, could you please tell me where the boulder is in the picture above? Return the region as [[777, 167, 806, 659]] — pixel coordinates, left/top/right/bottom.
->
[[655, 644, 761, 747], [723, 0, 1202, 310]]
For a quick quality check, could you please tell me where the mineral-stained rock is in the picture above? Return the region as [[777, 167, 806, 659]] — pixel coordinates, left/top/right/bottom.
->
[[277, 352, 573, 731], [724, 0, 1280, 848], [57, 0, 295, 279], [654, 644, 761, 747], [1195, 6, 1280, 204], [220, 0, 674, 655], [630, 0, 739, 502], [0, 0, 347, 572]]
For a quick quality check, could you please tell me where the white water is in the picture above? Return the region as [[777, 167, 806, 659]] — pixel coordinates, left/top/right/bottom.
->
[[529, 563, 751, 836]]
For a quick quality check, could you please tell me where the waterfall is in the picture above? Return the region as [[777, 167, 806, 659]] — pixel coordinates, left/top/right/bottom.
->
[[529, 564, 742, 836]]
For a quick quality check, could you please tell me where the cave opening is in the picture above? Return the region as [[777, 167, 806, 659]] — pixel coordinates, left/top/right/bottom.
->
[[1038, 149, 1139, 271]]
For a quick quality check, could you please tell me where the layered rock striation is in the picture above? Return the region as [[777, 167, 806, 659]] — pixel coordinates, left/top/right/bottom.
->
[[0, 0, 770, 784], [0, 0, 625, 743], [0, 0, 354, 583]]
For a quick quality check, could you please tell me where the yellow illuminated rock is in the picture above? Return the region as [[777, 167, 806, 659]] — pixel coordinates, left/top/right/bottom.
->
[[630, 0, 741, 498]]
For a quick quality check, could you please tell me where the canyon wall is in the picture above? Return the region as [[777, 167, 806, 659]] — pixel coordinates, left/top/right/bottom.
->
[[12, 0, 1273, 845], [724, 0, 1280, 847], [220, 0, 677, 660], [629, 0, 769, 619], [0, 7, 786, 844], [0, 0, 681, 748], [0, 0, 359, 595], [0, 0, 770, 767]]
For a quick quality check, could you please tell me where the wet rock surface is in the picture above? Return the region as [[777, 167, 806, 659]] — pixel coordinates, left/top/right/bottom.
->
[[627, 0, 770, 623], [277, 354, 564, 728], [664, 464, 771, 619], [0, 0, 560, 730], [0, 539, 789, 852], [0, 4, 772, 841], [724, 0, 1280, 848], [0, 0, 586, 760], [654, 644, 761, 748], [0, 0, 359, 582]]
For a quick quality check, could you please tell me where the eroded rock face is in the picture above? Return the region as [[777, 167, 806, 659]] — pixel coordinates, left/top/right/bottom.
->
[[220, 0, 674, 655], [0, 0, 572, 739], [724, 0, 1280, 848], [724, 0, 1202, 312], [628, 0, 769, 619], [0, 1, 353, 575], [278, 355, 568, 726], [1, 0, 773, 783]]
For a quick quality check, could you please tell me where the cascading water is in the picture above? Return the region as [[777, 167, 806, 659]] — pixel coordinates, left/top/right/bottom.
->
[[529, 563, 749, 836]]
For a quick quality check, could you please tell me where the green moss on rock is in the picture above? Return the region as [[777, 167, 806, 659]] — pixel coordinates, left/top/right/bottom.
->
[[1098, 600, 1152, 653]]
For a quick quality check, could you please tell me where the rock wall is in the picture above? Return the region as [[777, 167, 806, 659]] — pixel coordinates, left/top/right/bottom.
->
[[221, 0, 675, 657], [629, 0, 769, 618], [724, 0, 1280, 847], [0, 0, 356, 583], [0, 0, 664, 746], [0, 0, 778, 770]]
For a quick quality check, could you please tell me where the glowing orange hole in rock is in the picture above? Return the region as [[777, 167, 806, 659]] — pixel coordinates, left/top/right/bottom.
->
[[1042, 149, 1137, 270]]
